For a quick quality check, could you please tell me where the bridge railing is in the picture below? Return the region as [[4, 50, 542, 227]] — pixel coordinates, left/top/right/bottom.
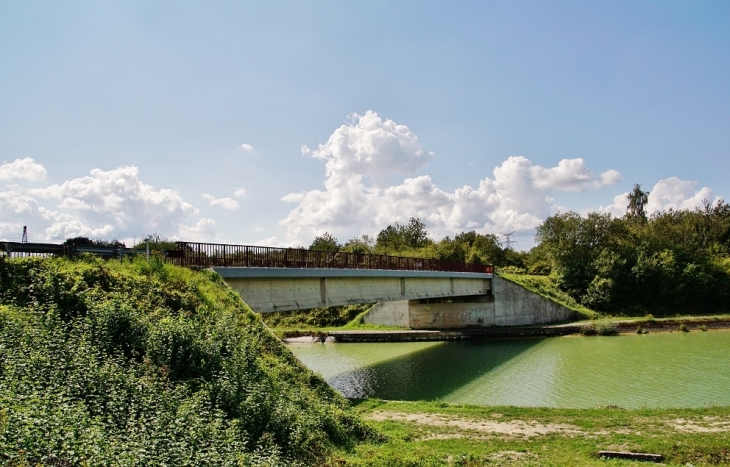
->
[[165, 242, 493, 274]]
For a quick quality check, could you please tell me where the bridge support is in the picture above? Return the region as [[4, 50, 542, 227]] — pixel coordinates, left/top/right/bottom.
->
[[362, 276, 576, 329]]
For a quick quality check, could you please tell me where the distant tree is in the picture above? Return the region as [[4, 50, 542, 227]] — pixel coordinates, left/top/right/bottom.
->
[[137, 233, 178, 251], [376, 217, 431, 252], [454, 231, 504, 266], [342, 235, 374, 254], [63, 237, 126, 248], [309, 232, 341, 252], [627, 183, 650, 221], [402, 217, 430, 248]]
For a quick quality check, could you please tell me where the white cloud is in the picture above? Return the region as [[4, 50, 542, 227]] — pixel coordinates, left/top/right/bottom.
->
[[596, 177, 716, 217], [306, 110, 433, 188], [254, 225, 264, 232], [202, 193, 239, 210], [0, 165, 218, 243], [234, 188, 247, 198], [280, 111, 622, 245], [646, 177, 715, 213], [240, 143, 254, 151], [0, 158, 47, 182]]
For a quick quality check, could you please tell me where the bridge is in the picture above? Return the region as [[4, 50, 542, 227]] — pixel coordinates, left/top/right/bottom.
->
[[165, 242, 493, 313], [1, 240, 576, 329], [165, 242, 575, 328]]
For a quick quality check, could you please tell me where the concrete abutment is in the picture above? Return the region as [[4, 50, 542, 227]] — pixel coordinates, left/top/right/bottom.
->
[[362, 275, 576, 329]]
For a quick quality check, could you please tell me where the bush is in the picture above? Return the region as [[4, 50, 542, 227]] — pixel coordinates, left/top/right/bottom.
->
[[0, 256, 374, 465]]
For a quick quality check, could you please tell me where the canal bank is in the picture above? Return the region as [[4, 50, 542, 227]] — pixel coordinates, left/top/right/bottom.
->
[[281, 315, 730, 343]]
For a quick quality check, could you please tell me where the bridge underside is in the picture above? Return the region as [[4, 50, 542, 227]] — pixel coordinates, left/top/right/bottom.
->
[[213, 267, 492, 313]]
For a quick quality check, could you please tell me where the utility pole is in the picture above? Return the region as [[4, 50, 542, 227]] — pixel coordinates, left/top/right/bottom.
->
[[501, 231, 516, 250], [21, 226, 28, 243]]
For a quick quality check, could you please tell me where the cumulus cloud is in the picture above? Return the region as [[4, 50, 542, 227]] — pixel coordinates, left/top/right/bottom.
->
[[304, 110, 433, 188], [202, 193, 239, 210], [597, 177, 716, 217], [0, 158, 47, 182], [234, 188, 247, 198], [0, 164, 221, 243], [280, 111, 622, 245], [240, 143, 254, 151]]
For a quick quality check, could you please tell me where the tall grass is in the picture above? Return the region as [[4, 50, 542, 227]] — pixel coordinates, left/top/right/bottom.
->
[[0, 255, 374, 466]]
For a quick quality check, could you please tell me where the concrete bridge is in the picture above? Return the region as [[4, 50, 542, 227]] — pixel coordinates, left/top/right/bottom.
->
[[214, 267, 575, 329], [213, 267, 492, 313], [162, 241, 576, 329]]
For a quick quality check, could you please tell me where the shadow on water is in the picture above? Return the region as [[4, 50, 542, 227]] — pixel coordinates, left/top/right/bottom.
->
[[327, 338, 545, 401]]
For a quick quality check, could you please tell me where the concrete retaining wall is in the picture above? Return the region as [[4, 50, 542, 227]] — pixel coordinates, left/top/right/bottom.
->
[[362, 275, 576, 329], [493, 275, 577, 326]]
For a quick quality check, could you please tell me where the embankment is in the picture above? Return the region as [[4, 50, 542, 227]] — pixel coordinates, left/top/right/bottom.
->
[[0, 255, 373, 466]]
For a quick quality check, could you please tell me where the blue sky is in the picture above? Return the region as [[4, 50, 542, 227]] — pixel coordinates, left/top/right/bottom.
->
[[1, 1, 729, 249]]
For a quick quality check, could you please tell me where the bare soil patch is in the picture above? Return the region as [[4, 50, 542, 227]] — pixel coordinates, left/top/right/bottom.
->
[[367, 411, 582, 437]]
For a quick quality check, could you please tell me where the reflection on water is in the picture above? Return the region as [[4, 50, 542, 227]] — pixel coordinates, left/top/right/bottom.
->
[[289, 330, 730, 408]]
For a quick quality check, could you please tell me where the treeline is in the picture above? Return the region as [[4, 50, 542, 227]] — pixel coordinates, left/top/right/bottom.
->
[[535, 185, 730, 315], [315, 185, 730, 315], [309, 217, 526, 267]]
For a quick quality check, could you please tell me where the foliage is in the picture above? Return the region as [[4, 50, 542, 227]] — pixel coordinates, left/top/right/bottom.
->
[[534, 198, 730, 315], [0, 256, 374, 466], [341, 235, 375, 254], [63, 236, 126, 248], [375, 218, 431, 253], [309, 232, 342, 252], [260, 303, 375, 329], [133, 233, 179, 251]]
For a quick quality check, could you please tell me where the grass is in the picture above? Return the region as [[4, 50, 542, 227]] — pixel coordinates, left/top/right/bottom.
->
[[330, 399, 730, 466]]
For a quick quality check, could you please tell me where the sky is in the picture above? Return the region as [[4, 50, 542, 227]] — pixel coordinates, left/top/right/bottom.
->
[[1, 1, 729, 250]]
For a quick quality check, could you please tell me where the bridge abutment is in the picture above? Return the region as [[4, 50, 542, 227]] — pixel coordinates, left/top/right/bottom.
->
[[362, 276, 576, 329]]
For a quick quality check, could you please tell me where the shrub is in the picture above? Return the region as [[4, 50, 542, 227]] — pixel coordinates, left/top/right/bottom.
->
[[0, 256, 374, 465]]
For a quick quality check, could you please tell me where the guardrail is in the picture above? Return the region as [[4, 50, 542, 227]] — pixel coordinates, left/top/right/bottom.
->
[[165, 241, 494, 274], [0, 242, 136, 259]]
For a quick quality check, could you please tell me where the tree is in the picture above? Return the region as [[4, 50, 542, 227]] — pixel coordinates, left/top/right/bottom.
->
[[627, 183, 650, 221], [309, 232, 341, 252], [342, 235, 374, 254], [375, 217, 431, 252]]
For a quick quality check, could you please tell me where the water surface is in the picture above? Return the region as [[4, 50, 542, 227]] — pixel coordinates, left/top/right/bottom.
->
[[289, 330, 730, 408]]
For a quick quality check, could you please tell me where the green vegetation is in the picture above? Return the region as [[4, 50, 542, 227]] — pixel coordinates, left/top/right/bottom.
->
[[335, 399, 730, 466], [535, 191, 730, 316], [0, 255, 374, 466], [261, 303, 375, 329]]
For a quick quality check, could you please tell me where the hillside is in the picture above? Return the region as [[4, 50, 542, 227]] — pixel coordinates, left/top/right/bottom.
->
[[0, 255, 373, 466]]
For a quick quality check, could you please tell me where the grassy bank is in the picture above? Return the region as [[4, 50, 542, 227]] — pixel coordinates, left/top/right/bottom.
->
[[333, 400, 730, 466], [0, 255, 374, 466]]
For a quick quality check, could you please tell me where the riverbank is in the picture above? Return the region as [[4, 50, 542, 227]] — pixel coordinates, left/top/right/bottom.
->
[[281, 315, 730, 343], [330, 399, 730, 466]]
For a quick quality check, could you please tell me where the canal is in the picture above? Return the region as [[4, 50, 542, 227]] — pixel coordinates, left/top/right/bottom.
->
[[289, 329, 730, 408]]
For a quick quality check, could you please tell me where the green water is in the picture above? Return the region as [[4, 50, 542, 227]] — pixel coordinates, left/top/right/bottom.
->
[[289, 330, 730, 408]]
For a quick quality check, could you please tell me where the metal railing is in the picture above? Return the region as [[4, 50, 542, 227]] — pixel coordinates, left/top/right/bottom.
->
[[165, 241, 494, 274]]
